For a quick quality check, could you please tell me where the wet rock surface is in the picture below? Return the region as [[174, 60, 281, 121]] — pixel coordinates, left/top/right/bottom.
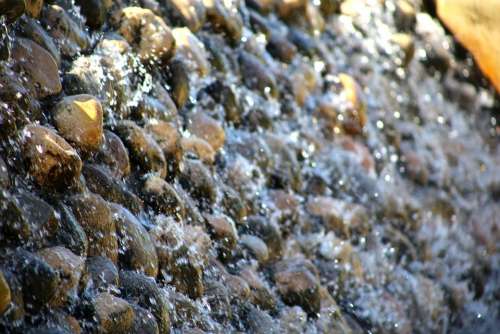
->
[[0, 0, 499, 333]]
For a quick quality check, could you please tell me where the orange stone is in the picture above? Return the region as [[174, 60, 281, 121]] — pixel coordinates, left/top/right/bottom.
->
[[437, 0, 500, 93]]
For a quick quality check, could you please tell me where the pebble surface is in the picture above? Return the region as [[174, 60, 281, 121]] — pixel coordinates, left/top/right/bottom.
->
[[0, 0, 499, 333]]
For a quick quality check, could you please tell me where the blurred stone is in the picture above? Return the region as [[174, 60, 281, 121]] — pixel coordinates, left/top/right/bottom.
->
[[131, 304, 159, 334], [246, 305, 279, 334], [163, 0, 206, 32], [165, 58, 190, 108], [307, 196, 369, 238], [240, 234, 269, 263], [25, 0, 42, 18], [181, 136, 216, 165], [188, 112, 225, 151], [437, 0, 500, 92], [0, 0, 25, 23], [391, 33, 415, 67], [115, 7, 174, 63], [172, 27, 210, 76], [204, 0, 243, 43], [205, 214, 238, 259], [238, 51, 278, 98], [53, 95, 104, 153], [273, 258, 320, 315]]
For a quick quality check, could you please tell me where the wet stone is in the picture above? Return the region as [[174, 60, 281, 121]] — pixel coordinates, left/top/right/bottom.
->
[[6, 250, 60, 312], [179, 159, 217, 207], [22, 125, 82, 189], [75, 0, 107, 29], [142, 174, 185, 218], [245, 304, 279, 334], [145, 121, 183, 177], [69, 193, 118, 264], [204, 280, 232, 322], [52, 203, 88, 257], [18, 17, 61, 66], [239, 268, 277, 311], [115, 7, 174, 63], [96, 130, 131, 179], [53, 95, 104, 153], [83, 164, 143, 214], [93, 292, 134, 334], [86, 256, 119, 291], [1, 192, 59, 249], [241, 216, 284, 261], [306, 196, 370, 238], [115, 121, 167, 178], [266, 32, 298, 64], [37, 246, 84, 307], [130, 304, 159, 334], [41, 5, 91, 57], [11, 38, 62, 99], [119, 270, 170, 334], [110, 203, 159, 277]]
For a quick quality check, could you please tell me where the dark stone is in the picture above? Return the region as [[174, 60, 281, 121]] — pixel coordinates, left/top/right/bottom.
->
[[83, 164, 143, 214], [86, 256, 119, 290], [75, 0, 107, 29]]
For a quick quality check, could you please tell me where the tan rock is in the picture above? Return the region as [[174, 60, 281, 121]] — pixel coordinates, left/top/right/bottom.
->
[[181, 136, 216, 164], [22, 125, 82, 189], [145, 120, 183, 176], [188, 112, 225, 151], [54, 95, 104, 152], [116, 7, 174, 62]]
